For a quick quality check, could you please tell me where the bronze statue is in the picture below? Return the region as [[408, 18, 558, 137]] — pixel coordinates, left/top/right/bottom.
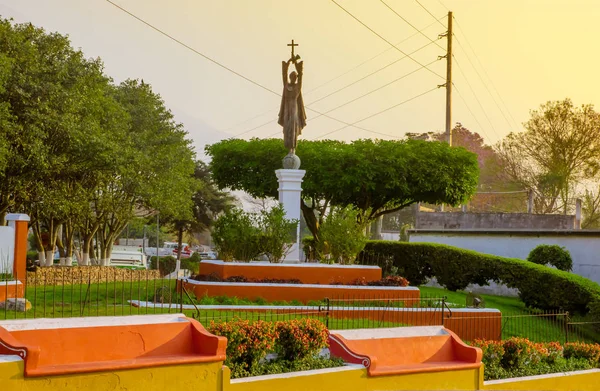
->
[[278, 40, 306, 157]]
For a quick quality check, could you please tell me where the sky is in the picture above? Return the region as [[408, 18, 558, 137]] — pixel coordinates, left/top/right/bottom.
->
[[1, 0, 599, 158]]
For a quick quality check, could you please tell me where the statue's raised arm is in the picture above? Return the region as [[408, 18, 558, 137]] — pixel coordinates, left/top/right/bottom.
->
[[282, 60, 290, 87], [295, 60, 303, 89]]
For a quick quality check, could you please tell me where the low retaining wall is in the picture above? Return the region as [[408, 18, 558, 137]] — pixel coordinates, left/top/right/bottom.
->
[[198, 260, 382, 284], [182, 279, 420, 304], [0, 281, 24, 301], [26, 267, 161, 286], [132, 301, 501, 342], [484, 369, 600, 390]]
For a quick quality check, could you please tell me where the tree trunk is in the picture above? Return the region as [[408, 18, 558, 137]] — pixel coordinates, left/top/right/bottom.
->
[[42, 218, 62, 267], [38, 251, 46, 266], [63, 220, 76, 266], [300, 200, 319, 241], [32, 221, 45, 264], [176, 226, 183, 276]]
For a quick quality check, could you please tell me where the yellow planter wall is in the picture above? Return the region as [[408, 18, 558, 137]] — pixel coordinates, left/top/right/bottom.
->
[[223, 364, 483, 391], [0, 357, 222, 391], [484, 369, 600, 391]]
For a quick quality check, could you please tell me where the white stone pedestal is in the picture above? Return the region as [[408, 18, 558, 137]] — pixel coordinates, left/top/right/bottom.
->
[[275, 169, 306, 263]]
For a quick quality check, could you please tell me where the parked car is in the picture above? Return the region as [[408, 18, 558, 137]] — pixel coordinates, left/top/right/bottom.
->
[[199, 251, 217, 260]]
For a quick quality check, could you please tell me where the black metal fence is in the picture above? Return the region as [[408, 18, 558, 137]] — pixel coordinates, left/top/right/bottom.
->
[[1, 268, 599, 344]]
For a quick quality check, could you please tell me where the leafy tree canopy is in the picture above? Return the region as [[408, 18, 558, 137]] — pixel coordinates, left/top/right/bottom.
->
[[206, 138, 479, 238]]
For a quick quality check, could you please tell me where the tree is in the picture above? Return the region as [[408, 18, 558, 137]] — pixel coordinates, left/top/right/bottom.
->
[[206, 138, 479, 242], [87, 79, 197, 266], [581, 188, 600, 229], [165, 161, 235, 273], [496, 99, 600, 214]]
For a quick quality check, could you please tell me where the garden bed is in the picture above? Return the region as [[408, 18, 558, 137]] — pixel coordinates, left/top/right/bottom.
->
[[472, 338, 600, 381], [206, 318, 344, 379], [181, 278, 420, 304], [196, 260, 382, 285]]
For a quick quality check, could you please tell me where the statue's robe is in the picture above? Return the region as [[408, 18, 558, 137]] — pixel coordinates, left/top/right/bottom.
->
[[278, 64, 307, 152]]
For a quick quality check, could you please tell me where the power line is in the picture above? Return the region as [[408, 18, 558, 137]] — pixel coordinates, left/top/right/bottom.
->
[[414, 0, 446, 27], [316, 59, 439, 118], [312, 86, 440, 140], [226, 18, 444, 132], [453, 34, 515, 130], [308, 40, 439, 107], [330, 0, 445, 80], [452, 55, 499, 139], [453, 19, 520, 130], [415, 0, 446, 27], [452, 84, 493, 142], [105, 0, 280, 97], [379, 0, 444, 50]]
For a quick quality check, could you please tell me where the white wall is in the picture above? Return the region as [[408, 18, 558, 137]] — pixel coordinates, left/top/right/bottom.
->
[[409, 230, 600, 292], [0, 226, 15, 274]]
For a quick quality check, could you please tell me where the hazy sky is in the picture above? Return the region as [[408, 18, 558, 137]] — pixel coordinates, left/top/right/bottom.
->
[[1, 0, 599, 157]]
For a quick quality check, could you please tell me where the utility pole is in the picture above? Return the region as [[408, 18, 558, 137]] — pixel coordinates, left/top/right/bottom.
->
[[439, 11, 453, 213], [444, 11, 453, 146]]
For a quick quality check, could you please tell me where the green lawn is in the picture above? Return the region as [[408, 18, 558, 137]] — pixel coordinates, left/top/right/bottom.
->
[[1, 281, 598, 343]]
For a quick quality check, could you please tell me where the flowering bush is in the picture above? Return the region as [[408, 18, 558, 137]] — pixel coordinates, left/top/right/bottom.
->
[[473, 338, 600, 381], [472, 339, 504, 368], [208, 318, 334, 378], [501, 337, 541, 369], [564, 342, 600, 365], [535, 342, 563, 364], [207, 319, 277, 370], [276, 319, 329, 360]]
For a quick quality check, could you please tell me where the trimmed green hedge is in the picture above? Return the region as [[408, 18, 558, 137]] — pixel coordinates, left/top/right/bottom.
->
[[358, 241, 600, 314], [527, 244, 573, 271]]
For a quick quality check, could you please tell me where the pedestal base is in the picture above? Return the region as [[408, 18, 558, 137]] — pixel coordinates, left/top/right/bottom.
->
[[275, 169, 306, 262]]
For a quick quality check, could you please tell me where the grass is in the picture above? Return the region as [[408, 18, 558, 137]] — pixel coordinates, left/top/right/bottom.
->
[[2, 280, 599, 343]]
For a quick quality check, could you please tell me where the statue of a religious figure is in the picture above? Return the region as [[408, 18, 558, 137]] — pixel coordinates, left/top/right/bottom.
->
[[278, 57, 306, 157]]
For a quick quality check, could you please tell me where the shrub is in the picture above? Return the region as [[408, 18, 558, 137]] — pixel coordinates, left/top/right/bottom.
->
[[473, 338, 597, 381], [258, 205, 298, 263], [212, 207, 298, 263], [149, 256, 177, 275], [359, 241, 600, 314], [317, 207, 368, 265], [275, 319, 329, 360], [535, 342, 563, 364], [527, 244, 573, 272], [212, 209, 262, 262], [207, 319, 277, 370], [472, 339, 504, 368], [501, 338, 541, 369], [563, 342, 600, 365], [208, 318, 333, 378], [189, 252, 202, 263]]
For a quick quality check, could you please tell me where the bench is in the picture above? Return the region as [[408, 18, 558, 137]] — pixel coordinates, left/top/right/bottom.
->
[[0, 314, 226, 377], [329, 326, 482, 376]]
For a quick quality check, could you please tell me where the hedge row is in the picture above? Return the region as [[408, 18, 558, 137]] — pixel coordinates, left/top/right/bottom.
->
[[358, 241, 600, 314]]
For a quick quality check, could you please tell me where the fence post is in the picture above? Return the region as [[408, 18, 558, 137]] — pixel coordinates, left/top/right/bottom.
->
[[565, 311, 570, 343], [441, 297, 446, 326], [326, 297, 330, 328]]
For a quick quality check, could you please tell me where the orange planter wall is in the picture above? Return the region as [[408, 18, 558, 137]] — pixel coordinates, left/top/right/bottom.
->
[[328, 308, 501, 341], [183, 280, 419, 304], [0, 315, 226, 377], [198, 260, 382, 285], [0, 281, 24, 302]]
